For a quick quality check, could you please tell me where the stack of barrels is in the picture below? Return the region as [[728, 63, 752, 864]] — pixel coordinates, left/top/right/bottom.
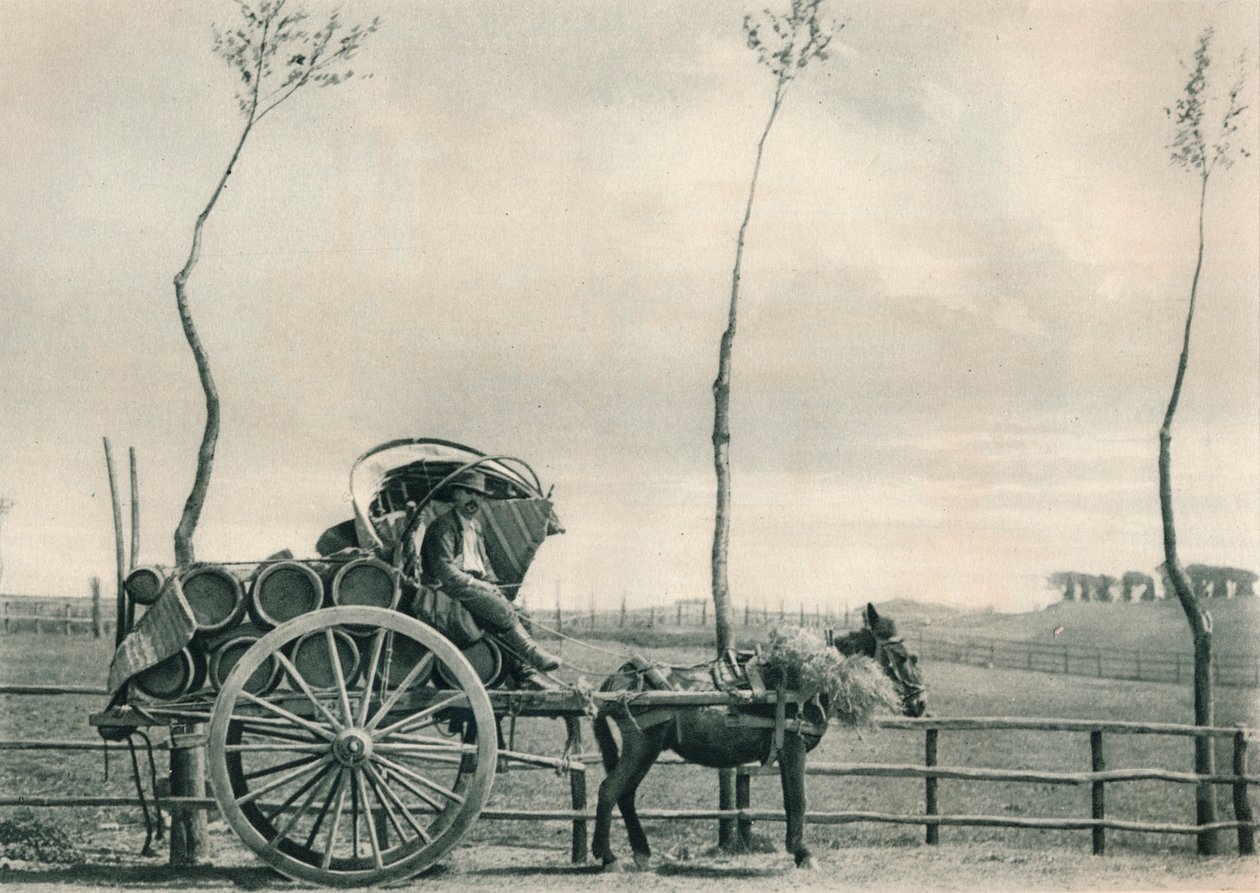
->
[[122, 555, 402, 701]]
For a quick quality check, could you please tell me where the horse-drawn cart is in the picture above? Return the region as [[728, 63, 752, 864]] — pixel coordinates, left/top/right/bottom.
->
[[90, 438, 924, 885]]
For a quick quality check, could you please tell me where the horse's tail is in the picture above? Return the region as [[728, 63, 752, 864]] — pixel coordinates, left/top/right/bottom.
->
[[593, 709, 621, 773]]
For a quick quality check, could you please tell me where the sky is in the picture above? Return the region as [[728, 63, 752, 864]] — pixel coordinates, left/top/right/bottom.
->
[[1, 0, 1257, 615]]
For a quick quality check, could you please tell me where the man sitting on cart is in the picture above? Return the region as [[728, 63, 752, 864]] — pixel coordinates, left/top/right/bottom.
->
[[419, 469, 563, 690]]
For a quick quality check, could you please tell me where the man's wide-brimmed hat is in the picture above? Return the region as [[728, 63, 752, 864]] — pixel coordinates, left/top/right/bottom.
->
[[449, 469, 491, 496]]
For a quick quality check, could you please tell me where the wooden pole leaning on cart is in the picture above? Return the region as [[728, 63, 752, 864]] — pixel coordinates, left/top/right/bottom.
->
[[103, 438, 126, 648], [105, 437, 209, 864]]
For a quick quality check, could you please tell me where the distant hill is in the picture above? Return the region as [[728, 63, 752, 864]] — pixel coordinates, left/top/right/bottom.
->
[[923, 596, 1259, 659]]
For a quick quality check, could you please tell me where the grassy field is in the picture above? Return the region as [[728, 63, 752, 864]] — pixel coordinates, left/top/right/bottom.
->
[[1, 615, 1257, 869]]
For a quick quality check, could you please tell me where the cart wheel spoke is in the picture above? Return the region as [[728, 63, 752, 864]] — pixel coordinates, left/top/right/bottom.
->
[[364, 763, 431, 845], [356, 768, 385, 870], [261, 761, 335, 826], [302, 766, 344, 850], [320, 768, 351, 870], [373, 753, 465, 807], [325, 628, 355, 727], [372, 689, 466, 739], [243, 752, 330, 782], [272, 649, 345, 732], [239, 690, 337, 741], [365, 653, 438, 731], [224, 742, 328, 753], [262, 764, 338, 853], [356, 628, 388, 726], [238, 755, 332, 807], [228, 717, 325, 744]]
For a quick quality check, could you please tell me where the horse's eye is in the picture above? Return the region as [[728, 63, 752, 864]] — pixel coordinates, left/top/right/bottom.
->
[[909, 654, 919, 665]]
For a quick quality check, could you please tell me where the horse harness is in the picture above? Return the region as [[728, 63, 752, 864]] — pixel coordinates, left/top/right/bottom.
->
[[606, 652, 828, 768]]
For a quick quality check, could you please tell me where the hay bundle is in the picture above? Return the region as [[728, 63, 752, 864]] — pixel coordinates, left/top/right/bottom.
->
[[761, 626, 900, 727]]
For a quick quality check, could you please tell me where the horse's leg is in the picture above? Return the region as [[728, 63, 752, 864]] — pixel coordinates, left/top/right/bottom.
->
[[778, 732, 815, 869], [590, 715, 621, 865], [592, 719, 666, 869], [616, 724, 668, 869]]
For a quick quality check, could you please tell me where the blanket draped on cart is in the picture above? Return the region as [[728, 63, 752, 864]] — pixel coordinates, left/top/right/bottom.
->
[[106, 576, 197, 696]]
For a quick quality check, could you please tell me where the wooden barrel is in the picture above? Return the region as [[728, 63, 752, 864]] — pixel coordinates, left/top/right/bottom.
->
[[132, 646, 207, 701], [381, 631, 435, 689], [435, 637, 503, 688], [124, 566, 166, 606], [330, 557, 400, 611], [182, 564, 247, 633], [250, 561, 325, 629], [288, 628, 361, 690], [209, 631, 281, 695]]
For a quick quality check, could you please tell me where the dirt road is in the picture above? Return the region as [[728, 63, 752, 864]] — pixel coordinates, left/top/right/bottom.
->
[[2, 839, 1256, 892]]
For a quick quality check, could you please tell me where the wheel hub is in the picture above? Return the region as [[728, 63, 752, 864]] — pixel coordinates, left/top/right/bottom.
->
[[331, 728, 373, 767]]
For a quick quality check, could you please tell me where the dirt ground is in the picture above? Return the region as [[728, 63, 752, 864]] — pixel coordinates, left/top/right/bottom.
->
[[1, 828, 1256, 893]]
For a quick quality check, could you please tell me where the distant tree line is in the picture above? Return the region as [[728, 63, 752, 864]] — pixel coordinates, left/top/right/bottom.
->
[[1049, 564, 1257, 603]]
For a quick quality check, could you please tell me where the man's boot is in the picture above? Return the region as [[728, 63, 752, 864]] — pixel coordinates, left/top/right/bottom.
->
[[513, 664, 559, 691], [497, 619, 562, 672]]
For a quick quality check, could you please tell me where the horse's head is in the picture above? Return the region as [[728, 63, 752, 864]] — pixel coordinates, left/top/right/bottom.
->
[[835, 603, 927, 717]]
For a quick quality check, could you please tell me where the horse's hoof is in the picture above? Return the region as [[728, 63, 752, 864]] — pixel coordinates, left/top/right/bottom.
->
[[795, 853, 818, 870], [632, 852, 652, 871], [598, 856, 622, 873]]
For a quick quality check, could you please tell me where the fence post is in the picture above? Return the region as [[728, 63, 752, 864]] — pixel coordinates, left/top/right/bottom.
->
[[925, 727, 939, 845], [1135, 650, 1142, 680], [677, 603, 683, 626], [701, 602, 707, 626], [1235, 731, 1256, 855], [169, 723, 208, 866], [736, 769, 752, 850], [1095, 647, 1102, 678], [744, 604, 750, 627], [559, 716, 587, 862], [1091, 730, 1105, 855], [91, 578, 103, 639], [1175, 652, 1182, 684], [3, 602, 8, 635], [717, 769, 735, 850]]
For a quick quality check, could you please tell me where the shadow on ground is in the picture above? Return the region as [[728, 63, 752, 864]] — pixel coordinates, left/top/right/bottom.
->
[[0, 864, 285, 890]]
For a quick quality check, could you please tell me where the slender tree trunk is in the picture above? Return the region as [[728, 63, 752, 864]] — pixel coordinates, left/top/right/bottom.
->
[[1159, 170, 1217, 854], [171, 76, 262, 567], [712, 81, 787, 655]]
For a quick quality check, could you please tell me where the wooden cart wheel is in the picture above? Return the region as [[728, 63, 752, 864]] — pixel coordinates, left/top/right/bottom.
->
[[208, 607, 497, 886]]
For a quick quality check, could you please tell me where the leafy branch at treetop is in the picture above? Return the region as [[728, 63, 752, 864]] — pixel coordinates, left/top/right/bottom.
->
[[744, 0, 840, 85], [213, 0, 380, 122]]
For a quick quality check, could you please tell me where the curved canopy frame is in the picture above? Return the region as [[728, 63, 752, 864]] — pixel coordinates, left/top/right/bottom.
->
[[348, 438, 550, 554]]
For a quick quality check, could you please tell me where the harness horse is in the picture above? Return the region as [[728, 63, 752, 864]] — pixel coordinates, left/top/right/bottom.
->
[[591, 603, 927, 870]]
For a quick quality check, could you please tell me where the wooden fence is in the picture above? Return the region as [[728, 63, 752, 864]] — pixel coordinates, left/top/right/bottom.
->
[[1, 684, 1254, 863], [738, 716, 1257, 857], [1, 596, 111, 637], [912, 632, 1260, 689]]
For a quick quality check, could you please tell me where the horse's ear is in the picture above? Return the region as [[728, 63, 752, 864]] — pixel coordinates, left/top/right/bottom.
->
[[864, 603, 880, 628]]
